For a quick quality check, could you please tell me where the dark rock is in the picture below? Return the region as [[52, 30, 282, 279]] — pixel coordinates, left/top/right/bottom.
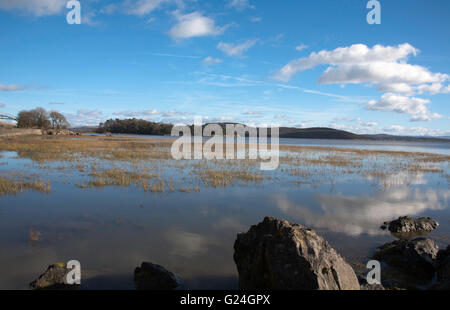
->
[[373, 238, 438, 284], [360, 283, 385, 290], [433, 245, 450, 289], [233, 217, 360, 290], [381, 216, 439, 234], [356, 274, 385, 290], [30, 263, 79, 290], [134, 262, 181, 290]]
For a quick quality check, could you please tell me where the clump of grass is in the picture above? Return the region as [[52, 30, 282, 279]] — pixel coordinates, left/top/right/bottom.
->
[[0, 177, 50, 196], [196, 168, 264, 188], [84, 167, 159, 190]]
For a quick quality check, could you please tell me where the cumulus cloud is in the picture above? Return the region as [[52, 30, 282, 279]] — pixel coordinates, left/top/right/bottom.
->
[[0, 0, 66, 16], [202, 56, 223, 66], [274, 43, 449, 121], [367, 93, 442, 121], [217, 40, 257, 57], [66, 109, 104, 126], [169, 11, 228, 39]]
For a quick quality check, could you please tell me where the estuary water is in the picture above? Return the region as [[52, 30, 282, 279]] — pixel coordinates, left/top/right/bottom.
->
[[0, 138, 449, 289]]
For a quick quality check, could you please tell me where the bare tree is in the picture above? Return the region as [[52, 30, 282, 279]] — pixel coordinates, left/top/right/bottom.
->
[[16, 107, 51, 129], [49, 111, 69, 129], [17, 110, 34, 128]]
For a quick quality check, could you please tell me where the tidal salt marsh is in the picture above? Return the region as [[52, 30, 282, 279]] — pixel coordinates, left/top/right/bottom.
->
[[0, 135, 449, 289]]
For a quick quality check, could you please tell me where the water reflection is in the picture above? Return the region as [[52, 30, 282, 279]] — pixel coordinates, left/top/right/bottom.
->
[[275, 187, 448, 236]]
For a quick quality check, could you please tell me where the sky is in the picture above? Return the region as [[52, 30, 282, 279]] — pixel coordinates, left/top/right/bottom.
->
[[0, 0, 449, 136]]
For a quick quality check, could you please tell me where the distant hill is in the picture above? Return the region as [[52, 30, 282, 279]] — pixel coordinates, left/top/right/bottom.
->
[[278, 127, 360, 139], [71, 120, 449, 143]]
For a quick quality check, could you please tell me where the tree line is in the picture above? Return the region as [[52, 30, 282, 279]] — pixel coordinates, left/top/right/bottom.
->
[[97, 118, 173, 135], [17, 107, 70, 129]]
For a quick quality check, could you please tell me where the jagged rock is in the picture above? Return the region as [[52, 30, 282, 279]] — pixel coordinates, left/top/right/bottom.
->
[[233, 217, 360, 290], [373, 238, 438, 284], [134, 262, 181, 290], [30, 263, 79, 290], [381, 216, 439, 234]]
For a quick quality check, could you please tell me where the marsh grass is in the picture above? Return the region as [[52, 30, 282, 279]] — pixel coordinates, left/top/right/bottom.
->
[[0, 176, 50, 196], [0, 135, 448, 195]]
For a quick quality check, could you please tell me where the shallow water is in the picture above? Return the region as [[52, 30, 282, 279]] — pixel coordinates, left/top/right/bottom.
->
[[0, 139, 449, 290]]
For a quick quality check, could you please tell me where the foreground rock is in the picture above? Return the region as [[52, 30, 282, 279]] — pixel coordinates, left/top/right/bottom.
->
[[373, 238, 438, 284], [134, 262, 181, 290], [433, 245, 450, 290], [30, 263, 79, 290], [234, 217, 360, 290], [381, 216, 439, 234]]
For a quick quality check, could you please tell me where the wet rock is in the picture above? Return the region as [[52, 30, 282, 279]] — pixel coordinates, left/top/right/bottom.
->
[[373, 238, 438, 284], [381, 216, 439, 234], [30, 263, 79, 290], [233, 217, 360, 290], [134, 262, 181, 290], [434, 245, 450, 290]]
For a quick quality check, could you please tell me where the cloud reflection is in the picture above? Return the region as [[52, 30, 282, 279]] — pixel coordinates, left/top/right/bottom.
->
[[275, 187, 448, 236]]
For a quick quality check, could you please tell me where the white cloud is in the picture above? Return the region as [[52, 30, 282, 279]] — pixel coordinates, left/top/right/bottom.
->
[[295, 43, 308, 52], [0, 83, 26, 91], [367, 93, 442, 122], [383, 125, 450, 137], [124, 0, 166, 16], [274, 43, 449, 121], [0, 0, 66, 16], [383, 125, 405, 132], [65, 109, 104, 127], [202, 56, 223, 66], [274, 43, 448, 89], [169, 11, 227, 39], [227, 0, 254, 11], [217, 40, 257, 57]]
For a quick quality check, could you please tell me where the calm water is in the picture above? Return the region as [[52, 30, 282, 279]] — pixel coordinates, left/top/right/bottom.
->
[[0, 139, 449, 290]]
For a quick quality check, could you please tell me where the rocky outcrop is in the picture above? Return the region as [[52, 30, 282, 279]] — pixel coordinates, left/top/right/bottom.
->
[[373, 238, 438, 284], [44, 129, 79, 136], [30, 263, 79, 290], [381, 216, 439, 233], [233, 217, 360, 290], [134, 262, 181, 290]]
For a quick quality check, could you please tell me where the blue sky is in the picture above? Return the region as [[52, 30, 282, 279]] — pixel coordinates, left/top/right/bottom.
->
[[0, 0, 449, 136]]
